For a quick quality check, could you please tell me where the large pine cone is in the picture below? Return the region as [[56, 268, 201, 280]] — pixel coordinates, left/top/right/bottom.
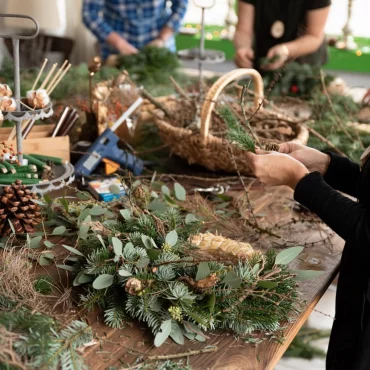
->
[[0, 180, 42, 236]]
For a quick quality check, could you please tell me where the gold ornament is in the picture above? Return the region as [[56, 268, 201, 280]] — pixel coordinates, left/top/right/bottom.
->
[[0, 97, 16, 112], [0, 84, 12, 97], [26, 89, 50, 109], [271, 20, 285, 39], [191, 233, 255, 263]]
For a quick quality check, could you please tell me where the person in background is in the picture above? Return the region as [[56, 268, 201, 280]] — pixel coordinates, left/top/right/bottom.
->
[[82, 0, 188, 60], [234, 0, 331, 71], [246, 143, 370, 369]]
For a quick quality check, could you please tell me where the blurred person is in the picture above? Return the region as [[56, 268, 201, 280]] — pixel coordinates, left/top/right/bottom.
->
[[247, 142, 370, 369], [234, 0, 331, 71], [83, 0, 188, 60]]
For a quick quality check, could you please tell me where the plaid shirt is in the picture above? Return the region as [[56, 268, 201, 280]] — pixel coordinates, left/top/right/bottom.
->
[[83, 0, 188, 59]]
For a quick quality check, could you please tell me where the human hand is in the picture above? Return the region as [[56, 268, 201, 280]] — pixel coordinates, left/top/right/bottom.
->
[[116, 38, 139, 55], [246, 151, 309, 189], [261, 44, 289, 70], [279, 142, 330, 175], [148, 38, 166, 48], [235, 47, 254, 68]]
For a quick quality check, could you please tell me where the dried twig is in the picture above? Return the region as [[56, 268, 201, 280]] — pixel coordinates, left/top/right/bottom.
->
[[146, 347, 218, 361], [169, 76, 191, 101], [141, 89, 173, 119]]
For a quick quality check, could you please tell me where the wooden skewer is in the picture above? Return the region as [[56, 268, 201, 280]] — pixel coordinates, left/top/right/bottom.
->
[[31, 58, 48, 90], [46, 60, 68, 94], [39, 63, 58, 90], [17, 100, 34, 111], [7, 119, 30, 141], [48, 63, 72, 95]]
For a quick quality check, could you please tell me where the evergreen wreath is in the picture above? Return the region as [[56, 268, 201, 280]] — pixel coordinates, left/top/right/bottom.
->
[[46, 183, 321, 347]]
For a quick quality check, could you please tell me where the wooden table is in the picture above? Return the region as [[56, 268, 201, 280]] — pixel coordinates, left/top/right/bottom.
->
[[80, 182, 344, 370]]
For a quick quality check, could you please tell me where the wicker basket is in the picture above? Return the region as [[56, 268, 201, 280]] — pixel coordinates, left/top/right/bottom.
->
[[155, 69, 309, 174]]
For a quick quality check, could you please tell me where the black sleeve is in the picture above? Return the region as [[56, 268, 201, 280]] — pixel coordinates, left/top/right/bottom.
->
[[323, 152, 361, 198], [294, 172, 370, 253], [240, 0, 255, 5], [306, 0, 331, 11]]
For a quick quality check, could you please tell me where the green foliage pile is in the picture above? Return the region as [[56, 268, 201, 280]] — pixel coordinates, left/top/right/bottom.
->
[[262, 62, 335, 97], [37, 182, 322, 348], [308, 93, 369, 162], [117, 46, 180, 84]]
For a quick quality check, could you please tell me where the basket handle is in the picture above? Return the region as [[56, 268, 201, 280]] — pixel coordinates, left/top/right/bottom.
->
[[200, 68, 264, 140]]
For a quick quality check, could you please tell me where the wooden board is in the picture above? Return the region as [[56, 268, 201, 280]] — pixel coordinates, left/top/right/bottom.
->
[[0, 124, 56, 140], [9, 136, 71, 161], [79, 184, 343, 370]]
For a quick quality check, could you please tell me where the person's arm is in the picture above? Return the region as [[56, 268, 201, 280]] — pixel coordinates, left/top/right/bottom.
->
[[295, 172, 370, 252], [263, 5, 330, 70], [234, 1, 255, 68], [149, 0, 188, 47], [82, 0, 138, 55], [323, 152, 361, 197]]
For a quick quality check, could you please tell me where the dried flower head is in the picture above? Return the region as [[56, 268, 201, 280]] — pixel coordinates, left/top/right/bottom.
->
[[125, 278, 143, 295], [26, 89, 50, 109], [0, 97, 16, 112], [0, 84, 12, 97]]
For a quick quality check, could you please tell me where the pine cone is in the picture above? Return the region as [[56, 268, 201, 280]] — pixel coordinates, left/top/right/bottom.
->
[[190, 233, 255, 263], [0, 180, 42, 236], [131, 185, 149, 206], [125, 278, 143, 295]]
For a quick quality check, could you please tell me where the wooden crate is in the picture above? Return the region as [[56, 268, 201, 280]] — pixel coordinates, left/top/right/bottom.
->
[[0, 125, 71, 161]]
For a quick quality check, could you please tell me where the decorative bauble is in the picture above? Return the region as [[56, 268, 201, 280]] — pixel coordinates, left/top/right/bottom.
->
[[0, 180, 42, 236], [26, 89, 50, 109]]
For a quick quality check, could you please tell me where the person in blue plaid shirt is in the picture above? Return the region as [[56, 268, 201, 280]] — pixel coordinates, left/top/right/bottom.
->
[[82, 0, 188, 60]]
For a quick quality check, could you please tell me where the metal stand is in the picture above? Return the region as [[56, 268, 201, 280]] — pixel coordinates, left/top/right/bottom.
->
[[0, 14, 54, 163], [177, 0, 225, 100], [336, 0, 357, 50]]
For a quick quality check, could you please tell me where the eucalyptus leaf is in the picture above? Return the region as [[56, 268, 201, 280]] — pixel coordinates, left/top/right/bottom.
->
[[120, 209, 131, 221], [174, 183, 186, 201], [293, 269, 323, 281], [42, 252, 54, 260], [52, 226, 66, 236], [183, 321, 205, 336], [132, 180, 141, 188], [163, 194, 178, 206], [60, 198, 69, 213], [78, 208, 91, 221], [147, 249, 161, 261], [195, 334, 206, 342], [97, 235, 105, 247], [30, 236, 42, 249], [148, 199, 168, 213], [150, 191, 158, 198], [161, 185, 171, 197], [118, 269, 132, 277], [185, 214, 198, 225], [141, 235, 152, 249], [222, 271, 242, 289], [251, 264, 260, 275], [89, 206, 107, 216], [31, 199, 46, 206], [154, 319, 172, 347], [43, 194, 53, 206], [109, 184, 121, 194], [63, 245, 85, 257], [39, 256, 51, 266], [170, 321, 185, 345], [165, 230, 178, 247], [44, 240, 54, 249], [112, 237, 123, 256], [196, 262, 211, 281], [215, 202, 230, 209], [183, 332, 195, 340], [208, 292, 216, 313], [56, 265, 74, 272], [257, 281, 278, 289], [92, 274, 114, 290], [76, 192, 91, 201], [77, 273, 94, 284], [275, 246, 304, 265], [137, 257, 150, 268], [78, 225, 90, 241]]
